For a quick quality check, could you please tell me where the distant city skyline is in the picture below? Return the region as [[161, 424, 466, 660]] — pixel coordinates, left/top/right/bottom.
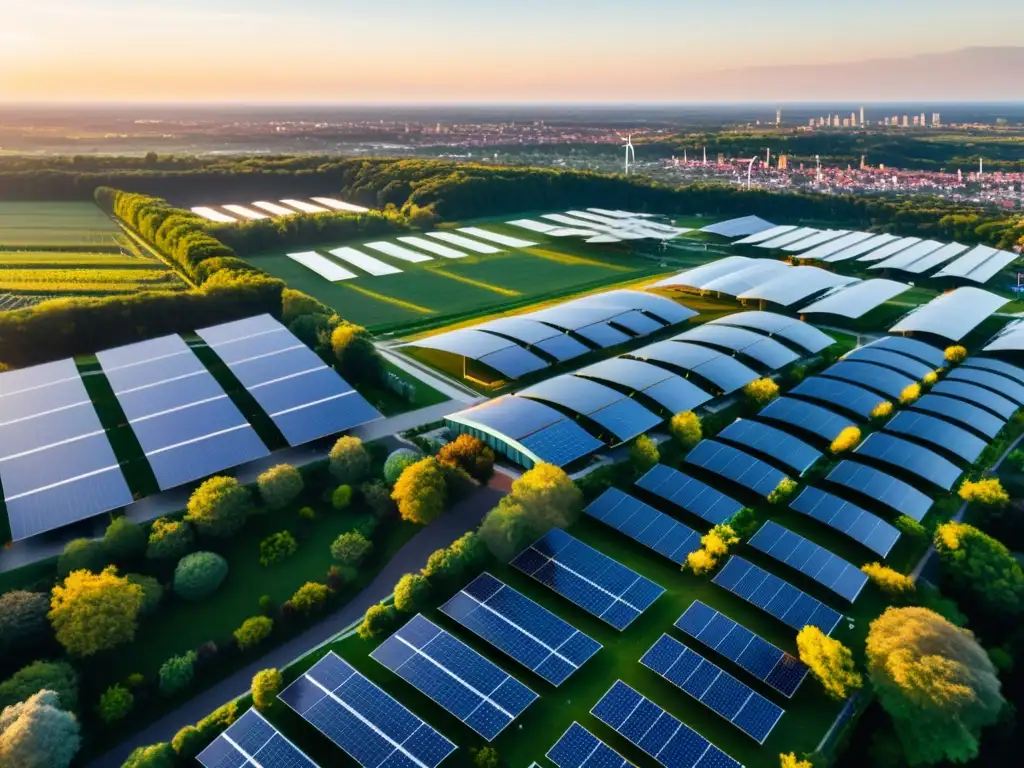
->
[[4, 0, 1024, 103]]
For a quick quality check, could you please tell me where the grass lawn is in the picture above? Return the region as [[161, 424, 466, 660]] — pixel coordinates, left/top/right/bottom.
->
[[0, 201, 122, 249]]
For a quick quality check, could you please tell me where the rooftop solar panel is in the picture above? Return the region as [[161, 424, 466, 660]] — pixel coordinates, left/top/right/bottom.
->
[[478, 346, 550, 379], [912, 394, 1005, 439], [575, 357, 674, 390], [734, 224, 798, 244], [279, 651, 456, 767], [962, 249, 1018, 284], [856, 237, 920, 263], [933, 244, 999, 279], [947, 367, 1024, 405], [586, 487, 701, 565], [591, 681, 741, 768], [685, 440, 790, 498], [633, 341, 759, 394], [700, 215, 776, 238], [519, 376, 629, 414], [651, 256, 754, 290], [841, 348, 933, 380], [823, 233, 899, 262], [534, 334, 591, 362], [931, 380, 1018, 419], [736, 268, 857, 306], [407, 329, 519, 358], [885, 411, 987, 463], [708, 311, 835, 354], [861, 336, 945, 367], [677, 325, 800, 370], [641, 377, 714, 414], [756, 397, 853, 442], [440, 573, 601, 687], [640, 634, 784, 743], [610, 310, 665, 337], [826, 461, 933, 521], [636, 463, 744, 525], [890, 287, 1009, 341], [818, 360, 916, 400], [477, 317, 561, 344], [547, 723, 631, 768], [575, 322, 633, 348], [796, 231, 877, 260], [511, 529, 664, 630], [869, 240, 944, 271], [371, 614, 537, 741], [756, 227, 821, 249], [797, 279, 911, 319], [786, 229, 851, 252], [963, 357, 1024, 384], [713, 556, 843, 635], [855, 432, 962, 490], [676, 601, 809, 698], [791, 376, 883, 419], [701, 261, 793, 296], [518, 420, 606, 466], [717, 419, 822, 475], [449, 396, 562, 440], [197, 709, 318, 768], [790, 487, 901, 558], [897, 242, 970, 275], [588, 398, 663, 443], [749, 521, 868, 602]]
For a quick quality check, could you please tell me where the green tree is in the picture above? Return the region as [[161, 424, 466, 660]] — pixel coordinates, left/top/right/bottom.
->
[[330, 532, 373, 567], [185, 476, 253, 538], [629, 434, 660, 473], [934, 522, 1024, 615], [287, 582, 332, 616], [146, 518, 194, 562], [394, 573, 432, 614], [384, 448, 422, 485], [49, 567, 142, 657], [259, 531, 298, 567], [57, 538, 108, 578], [159, 652, 196, 697], [252, 669, 283, 711], [391, 457, 448, 524], [96, 684, 133, 725], [437, 434, 496, 483], [171, 700, 238, 761], [329, 436, 371, 484], [122, 742, 175, 768], [173, 552, 229, 601], [332, 485, 353, 510], [896, 515, 927, 539], [767, 477, 798, 505], [866, 607, 1004, 764], [257, 464, 304, 510], [472, 746, 501, 768], [796, 626, 862, 700], [234, 616, 274, 650], [127, 573, 164, 616], [103, 518, 147, 562], [0, 690, 80, 768], [423, 532, 487, 587], [0, 591, 51, 656], [358, 603, 398, 640], [331, 321, 383, 384], [0, 661, 78, 712], [670, 411, 702, 449]]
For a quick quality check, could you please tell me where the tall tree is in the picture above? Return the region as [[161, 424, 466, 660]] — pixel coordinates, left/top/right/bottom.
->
[[48, 567, 143, 657], [796, 627, 862, 700], [0, 690, 80, 768], [934, 522, 1024, 616]]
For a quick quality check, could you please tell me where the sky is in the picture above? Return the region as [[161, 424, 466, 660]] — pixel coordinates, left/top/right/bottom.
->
[[3, 0, 1024, 103]]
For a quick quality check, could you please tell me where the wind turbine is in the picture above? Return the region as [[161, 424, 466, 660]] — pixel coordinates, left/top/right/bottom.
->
[[621, 134, 636, 175]]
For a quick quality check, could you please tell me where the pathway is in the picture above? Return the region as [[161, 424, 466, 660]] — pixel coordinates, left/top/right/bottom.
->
[[88, 477, 510, 768]]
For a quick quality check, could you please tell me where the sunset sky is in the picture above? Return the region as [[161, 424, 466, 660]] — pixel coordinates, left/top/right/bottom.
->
[[4, 0, 1023, 102]]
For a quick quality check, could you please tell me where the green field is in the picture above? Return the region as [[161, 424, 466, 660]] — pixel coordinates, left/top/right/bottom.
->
[[0, 201, 124, 249]]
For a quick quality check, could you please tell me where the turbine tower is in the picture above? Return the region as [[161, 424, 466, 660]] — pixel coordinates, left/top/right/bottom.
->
[[621, 134, 636, 175]]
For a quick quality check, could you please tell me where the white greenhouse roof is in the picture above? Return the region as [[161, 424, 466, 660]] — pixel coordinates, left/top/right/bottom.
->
[[799, 279, 911, 318], [756, 227, 821, 249], [824, 234, 900, 262], [797, 231, 876, 261], [700, 216, 776, 238], [870, 240, 944, 270], [650, 256, 755, 290], [736, 267, 857, 306], [890, 287, 1009, 341], [785, 230, 850, 252], [984, 320, 1024, 352], [733, 224, 798, 245], [856, 237, 921, 262]]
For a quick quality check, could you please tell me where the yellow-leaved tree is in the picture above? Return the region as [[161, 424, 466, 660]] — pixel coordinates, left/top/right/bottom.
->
[[670, 411, 702, 450], [767, 477, 798, 505], [899, 383, 921, 404], [944, 345, 968, 364], [958, 478, 1009, 507], [862, 562, 916, 597], [871, 401, 893, 421], [779, 754, 813, 768], [829, 426, 861, 454], [391, 457, 448, 525], [922, 370, 939, 387], [796, 626, 862, 700], [743, 377, 780, 406], [49, 567, 143, 657], [685, 524, 738, 575]]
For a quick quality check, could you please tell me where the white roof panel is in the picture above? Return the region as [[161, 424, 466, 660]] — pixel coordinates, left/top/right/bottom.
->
[[311, 197, 370, 213], [281, 199, 329, 214], [898, 242, 970, 275], [328, 247, 402, 276], [964, 250, 1019, 284], [933, 245, 998, 279], [397, 236, 466, 259], [649, 256, 755, 290], [507, 218, 558, 234], [252, 201, 299, 216], [756, 227, 821, 249], [427, 231, 503, 254], [701, 261, 792, 296], [798, 231, 877, 261], [190, 206, 236, 224], [984, 319, 1024, 352], [364, 241, 433, 263], [737, 267, 857, 306], [287, 251, 357, 282], [785, 230, 850, 252], [222, 204, 269, 220], [890, 287, 1009, 340], [825, 234, 899, 262], [733, 224, 798, 245], [701, 216, 776, 238], [458, 227, 536, 248], [799, 279, 911, 318], [857, 236, 921, 262], [870, 240, 945, 270]]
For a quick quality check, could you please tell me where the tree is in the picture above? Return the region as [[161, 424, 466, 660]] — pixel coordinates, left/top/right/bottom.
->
[[628, 434, 660, 473], [768, 477, 798, 505], [423, 532, 487, 587], [830, 426, 861, 454], [934, 522, 1024, 615], [702, 524, 738, 556], [252, 669, 283, 711], [122, 742, 175, 768], [871, 400, 893, 421], [287, 582, 332, 616], [391, 457, 448, 524], [146, 518, 194, 562], [97, 684, 133, 725], [472, 746, 501, 768], [945, 345, 967, 364], [438, 434, 496, 482], [57, 538, 108, 578], [394, 573, 432, 613], [685, 548, 719, 576], [103, 518, 147, 562], [922, 371, 938, 387], [171, 701, 238, 760], [127, 573, 164, 616], [0, 591, 51, 656], [796, 626, 862, 700], [173, 552, 229, 601], [0, 661, 78, 712], [259, 531, 298, 567], [862, 563, 916, 597], [779, 755, 813, 768], [256, 464, 304, 510], [896, 515, 927, 539], [234, 617, 273, 650], [384, 448, 422, 485], [331, 532, 373, 567], [361, 480, 395, 518], [670, 411, 702, 449], [332, 485, 353, 510], [899, 383, 921, 404], [331, 321, 383, 384], [0, 690, 80, 768], [49, 567, 142, 657], [358, 603, 398, 640], [866, 607, 1004, 764], [329, 436, 371, 484], [958, 478, 1009, 507], [744, 377, 780, 406], [159, 651, 196, 697], [185, 476, 253, 538]]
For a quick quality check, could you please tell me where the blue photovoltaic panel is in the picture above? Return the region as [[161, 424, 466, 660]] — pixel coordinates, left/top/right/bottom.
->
[[547, 723, 630, 768], [863, 336, 944, 367], [947, 367, 1024, 405], [676, 601, 809, 698], [197, 709, 318, 768], [791, 376, 881, 420], [518, 420, 605, 467], [511, 528, 664, 630], [912, 394, 1005, 439], [718, 419, 822, 475], [632, 342, 758, 394], [534, 334, 591, 362], [588, 398, 662, 443], [855, 432, 961, 490], [636, 464, 743, 525], [713, 556, 843, 635], [576, 322, 633, 348], [478, 317, 560, 344], [612, 310, 665, 337], [827, 461, 933, 521], [748, 521, 868, 602], [478, 346, 549, 378], [440, 573, 600, 686], [684, 440, 789, 498], [790, 487, 900, 558], [591, 681, 741, 768], [519, 376, 628, 414], [642, 378, 713, 414], [842, 348, 934, 380], [279, 651, 456, 767], [710, 312, 835, 354], [757, 397, 854, 442], [640, 634, 784, 744], [678, 324, 800, 370], [963, 356, 1024, 384], [452, 396, 562, 440], [586, 488, 701, 565], [819, 360, 916, 400], [576, 358, 713, 415], [931, 380, 1018, 419], [370, 614, 538, 741], [197, 315, 381, 445], [885, 411, 987, 463]]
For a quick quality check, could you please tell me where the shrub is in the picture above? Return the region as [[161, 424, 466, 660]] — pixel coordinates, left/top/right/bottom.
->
[[358, 603, 398, 640], [0, 591, 51, 656], [258, 595, 274, 615], [330, 532, 373, 567], [437, 434, 496, 482], [0, 660, 78, 711], [702, 524, 739, 556], [423, 532, 488, 587], [670, 411, 702, 449], [125, 673, 145, 689], [259, 531, 298, 567], [944, 345, 967, 364], [472, 746, 501, 768], [97, 684, 133, 724], [767, 477, 798, 505], [922, 370, 938, 387], [234, 616, 274, 650], [298, 506, 317, 521], [829, 426, 861, 454], [0, 690, 80, 768], [257, 464, 304, 510], [287, 582, 332, 616], [1006, 449, 1024, 471], [727, 506, 758, 537], [384, 448, 423, 485], [870, 400, 894, 421], [332, 484, 353, 510], [49, 566, 143, 657], [780, 754, 813, 768], [122, 742, 175, 768], [935, 522, 1024, 615], [103, 518, 147, 562], [862, 563, 916, 597], [958, 478, 1009, 507], [797, 626, 862, 700], [394, 573, 432, 613], [361, 480, 395, 518], [173, 552, 229, 601], [392, 457, 448, 524], [127, 573, 164, 616], [896, 515, 927, 539], [158, 651, 196, 697], [628, 434, 660, 473], [252, 669, 283, 711], [146, 518, 194, 562], [57, 538, 108, 578], [744, 377, 780, 405], [329, 436, 371, 484], [686, 548, 719, 575], [899, 383, 921, 404], [171, 700, 238, 760], [185, 476, 253, 538], [331, 321, 384, 385]]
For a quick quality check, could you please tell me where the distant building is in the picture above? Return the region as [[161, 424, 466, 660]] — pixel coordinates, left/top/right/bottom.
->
[[902, 115, 909, 127], [860, 154, 867, 170], [717, 152, 725, 165], [932, 112, 941, 127], [809, 117, 816, 127], [850, 111, 857, 126], [913, 115, 920, 127], [860, 106, 866, 125], [778, 155, 789, 170], [776, 107, 782, 126], [842, 118, 850, 127], [920, 112, 926, 125]]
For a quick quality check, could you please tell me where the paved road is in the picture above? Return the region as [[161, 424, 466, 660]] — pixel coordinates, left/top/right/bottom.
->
[[89, 477, 510, 768]]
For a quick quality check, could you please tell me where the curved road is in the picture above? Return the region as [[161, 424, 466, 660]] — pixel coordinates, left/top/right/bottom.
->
[[90, 478, 509, 768]]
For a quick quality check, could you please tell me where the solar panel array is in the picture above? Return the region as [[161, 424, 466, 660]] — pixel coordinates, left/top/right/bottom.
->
[[97, 334, 269, 490], [676, 601, 809, 698], [591, 681, 741, 768], [827, 461, 933, 521], [197, 709, 318, 768], [757, 397, 854, 442], [547, 723, 631, 768], [585, 487, 701, 565], [912, 394, 1005, 439], [748, 522, 868, 602], [863, 336, 945, 367], [641, 634, 784, 743], [819, 360, 915, 400], [855, 433, 962, 490], [718, 419, 822, 475], [684, 440, 790, 498], [370, 614, 538, 741], [511, 529, 665, 630], [885, 411, 987, 463], [197, 314, 381, 446], [963, 357, 1024, 384], [0, 359, 134, 541], [842, 348, 933, 380], [790, 487, 901, 557], [791, 376, 880, 420], [931, 380, 1017, 419], [713, 556, 843, 635], [636, 464, 743, 525], [675, 324, 800, 370], [278, 651, 456, 768], [947, 367, 1024, 405], [709, 311, 835, 354], [440, 573, 600, 686]]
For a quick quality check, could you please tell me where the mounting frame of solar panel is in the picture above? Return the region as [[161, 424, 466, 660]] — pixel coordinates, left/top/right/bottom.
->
[[826, 460, 932, 522], [585, 487, 701, 565], [546, 722, 631, 768], [197, 708, 318, 768], [684, 439, 790, 498], [635, 463, 744, 525], [790, 486, 901, 558], [855, 432, 962, 491]]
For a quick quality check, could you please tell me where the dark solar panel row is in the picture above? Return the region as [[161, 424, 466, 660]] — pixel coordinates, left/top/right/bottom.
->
[[789, 487, 901, 557], [911, 394, 1005, 439], [947, 367, 1024, 405], [684, 440, 789, 498], [547, 723, 631, 768], [885, 411, 987, 463], [585, 488, 701, 565], [757, 397, 854, 442], [963, 357, 1024, 384], [931, 380, 1017, 419], [791, 376, 880, 420], [717, 419, 822, 475], [842, 348, 933, 380], [197, 709, 318, 768], [636, 464, 744, 525], [855, 433, 962, 490], [819, 360, 916, 400], [863, 336, 944, 367], [826, 461, 933, 522]]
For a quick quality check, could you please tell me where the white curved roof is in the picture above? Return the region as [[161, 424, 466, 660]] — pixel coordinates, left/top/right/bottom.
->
[[756, 227, 821, 249], [649, 256, 755, 290], [733, 224, 797, 245], [701, 261, 792, 296], [785, 230, 850, 252], [736, 267, 857, 306], [797, 231, 877, 261], [890, 287, 1009, 341], [825, 234, 900, 262], [799, 279, 911, 318], [983, 319, 1024, 352], [700, 216, 776, 237]]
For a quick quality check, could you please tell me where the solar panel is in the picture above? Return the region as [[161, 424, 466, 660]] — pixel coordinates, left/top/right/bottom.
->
[[824, 233, 899, 262], [440, 573, 601, 686], [861, 336, 945, 367], [713, 557, 843, 635], [636, 464, 743, 525], [890, 287, 1008, 341], [709, 312, 834, 354], [791, 376, 880, 420], [575, 358, 713, 415], [370, 614, 537, 741], [197, 709, 318, 768], [790, 487, 901, 558], [591, 681, 741, 768], [856, 432, 961, 490], [534, 334, 591, 362], [197, 315, 381, 446], [842, 348, 933, 380], [676, 325, 800, 370], [585, 487, 701, 565], [963, 357, 1024, 384], [519, 376, 627, 414], [547, 722, 631, 768], [611, 310, 665, 337], [576, 322, 633, 348], [757, 397, 854, 442], [631, 342, 758, 394], [947, 367, 1024, 405], [640, 634, 784, 743], [912, 394, 1005, 439], [518, 420, 606, 467], [717, 419, 822, 475], [931, 380, 1018, 419], [885, 411, 987, 463], [511, 528, 664, 630], [479, 346, 551, 379], [826, 461, 933, 521], [676, 601, 809, 698], [684, 440, 789, 498], [748, 521, 868, 602], [818, 361, 916, 400], [427, 231, 502, 254], [798, 279, 911, 319], [588, 398, 663, 443], [96, 335, 269, 491]]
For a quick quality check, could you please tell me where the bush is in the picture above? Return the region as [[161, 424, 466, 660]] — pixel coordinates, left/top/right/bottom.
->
[[944, 345, 968, 364], [257, 464, 304, 510], [0, 591, 51, 656], [331, 321, 384, 385], [146, 518, 194, 562], [171, 700, 238, 760], [103, 518, 147, 562], [958, 478, 1009, 507], [361, 480, 395, 518], [423, 531, 488, 588], [437, 434, 496, 482], [332, 485, 353, 510], [252, 669, 283, 711], [871, 400, 894, 421], [829, 426, 861, 454], [258, 595, 274, 615], [727, 506, 758, 537], [358, 603, 398, 640], [49, 566, 143, 657], [158, 651, 196, 697], [287, 582, 332, 616], [173, 552, 229, 601], [330, 532, 373, 567], [472, 746, 501, 768], [628, 434, 660, 472], [329, 436, 371, 484], [780, 754, 813, 768], [57, 538, 108, 578], [0, 660, 78, 711], [670, 411, 702, 449], [234, 617, 274, 650], [686, 548, 719, 575], [392, 457, 448, 524], [384, 448, 424, 485], [97, 684, 133, 724], [122, 742, 175, 768], [394, 573, 432, 613], [297, 506, 317, 521], [767, 477, 798, 505], [896, 515, 927, 539], [797, 626, 862, 700], [0, 690, 80, 768], [259, 531, 298, 567], [185, 476, 253, 538], [922, 370, 938, 387], [863, 563, 916, 597], [127, 573, 164, 616], [744, 377, 780, 405], [899, 383, 921, 404], [1006, 449, 1024, 471]]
